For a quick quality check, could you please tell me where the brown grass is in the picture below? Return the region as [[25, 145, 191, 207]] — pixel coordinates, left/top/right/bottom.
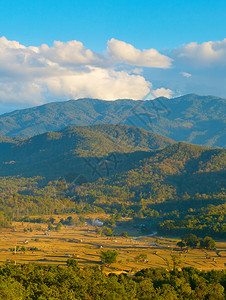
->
[[0, 219, 225, 274]]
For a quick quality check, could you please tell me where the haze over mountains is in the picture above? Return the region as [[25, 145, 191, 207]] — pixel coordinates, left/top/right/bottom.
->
[[0, 94, 225, 148]]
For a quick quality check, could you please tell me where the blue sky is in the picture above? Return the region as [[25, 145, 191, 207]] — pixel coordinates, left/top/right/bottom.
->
[[0, 0, 226, 113], [1, 0, 225, 50]]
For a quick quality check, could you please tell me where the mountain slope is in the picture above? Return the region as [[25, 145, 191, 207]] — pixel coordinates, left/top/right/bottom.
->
[[0, 136, 225, 237], [76, 142, 226, 205], [151, 94, 226, 147], [0, 94, 225, 147], [0, 136, 24, 155], [0, 124, 174, 178]]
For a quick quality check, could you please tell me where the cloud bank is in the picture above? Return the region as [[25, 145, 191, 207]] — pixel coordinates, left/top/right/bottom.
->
[[0, 37, 226, 113], [172, 39, 226, 68], [0, 37, 169, 107]]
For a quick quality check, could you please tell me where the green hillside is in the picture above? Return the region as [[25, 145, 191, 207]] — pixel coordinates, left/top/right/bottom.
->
[[151, 94, 226, 147], [71, 142, 225, 236], [76, 142, 226, 206], [0, 136, 24, 154], [0, 139, 225, 236], [0, 94, 225, 147], [0, 124, 174, 179]]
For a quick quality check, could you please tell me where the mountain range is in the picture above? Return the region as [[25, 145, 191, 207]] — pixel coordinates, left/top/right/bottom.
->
[[0, 94, 225, 147], [0, 124, 174, 179], [0, 93, 225, 238], [0, 121, 225, 237], [0, 122, 225, 201], [80, 141, 226, 206]]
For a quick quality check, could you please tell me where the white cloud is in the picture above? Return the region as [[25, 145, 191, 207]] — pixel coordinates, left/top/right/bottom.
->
[[40, 67, 151, 100], [39, 40, 106, 66], [107, 38, 172, 68], [0, 81, 44, 105], [172, 39, 226, 68], [1, 36, 225, 113], [151, 88, 174, 99], [131, 68, 143, 74], [145, 38, 226, 99], [0, 36, 156, 105], [181, 72, 192, 78]]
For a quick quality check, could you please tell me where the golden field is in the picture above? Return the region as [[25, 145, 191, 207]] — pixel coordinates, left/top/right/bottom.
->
[[0, 216, 225, 274]]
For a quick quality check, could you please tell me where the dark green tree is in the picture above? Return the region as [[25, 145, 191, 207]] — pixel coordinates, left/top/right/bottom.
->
[[101, 250, 118, 265], [177, 241, 186, 250], [182, 234, 198, 248], [102, 227, 113, 236], [67, 258, 78, 269], [200, 236, 216, 249], [120, 232, 128, 238]]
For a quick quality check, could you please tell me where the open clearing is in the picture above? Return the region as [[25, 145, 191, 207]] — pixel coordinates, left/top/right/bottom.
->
[[0, 219, 225, 274]]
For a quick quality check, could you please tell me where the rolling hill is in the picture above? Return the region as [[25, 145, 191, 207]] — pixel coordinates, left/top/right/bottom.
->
[[0, 94, 225, 147], [0, 128, 225, 236], [76, 142, 226, 206], [0, 124, 174, 179]]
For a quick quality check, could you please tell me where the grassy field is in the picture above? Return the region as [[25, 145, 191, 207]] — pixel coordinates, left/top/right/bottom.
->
[[0, 217, 225, 274]]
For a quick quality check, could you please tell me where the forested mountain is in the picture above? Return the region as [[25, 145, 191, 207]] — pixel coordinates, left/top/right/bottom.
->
[[0, 136, 24, 155], [0, 140, 225, 236], [0, 94, 225, 147], [0, 116, 225, 236], [72, 142, 226, 236], [0, 124, 174, 178], [75, 142, 226, 206]]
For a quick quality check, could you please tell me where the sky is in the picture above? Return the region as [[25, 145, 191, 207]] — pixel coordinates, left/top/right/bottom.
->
[[0, 0, 226, 114]]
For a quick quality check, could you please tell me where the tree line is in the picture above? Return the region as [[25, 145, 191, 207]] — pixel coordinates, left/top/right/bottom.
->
[[0, 262, 225, 299]]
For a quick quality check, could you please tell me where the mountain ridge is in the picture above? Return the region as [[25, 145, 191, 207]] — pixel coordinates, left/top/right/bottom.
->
[[0, 94, 225, 147], [0, 124, 175, 179], [77, 141, 226, 206]]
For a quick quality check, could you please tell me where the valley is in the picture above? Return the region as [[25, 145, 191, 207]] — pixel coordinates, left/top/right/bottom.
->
[[0, 96, 225, 298], [1, 1, 226, 297], [1, 219, 225, 273]]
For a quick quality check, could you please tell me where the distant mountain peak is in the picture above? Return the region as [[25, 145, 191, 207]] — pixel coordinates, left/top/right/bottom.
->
[[0, 94, 225, 148]]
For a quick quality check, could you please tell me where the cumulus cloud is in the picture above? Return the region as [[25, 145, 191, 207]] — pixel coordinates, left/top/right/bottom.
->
[[144, 38, 226, 99], [1, 36, 226, 112], [151, 88, 174, 99], [39, 40, 106, 67], [40, 67, 151, 100], [107, 38, 172, 68], [0, 81, 44, 105], [0, 36, 161, 105], [172, 39, 226, 68]]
